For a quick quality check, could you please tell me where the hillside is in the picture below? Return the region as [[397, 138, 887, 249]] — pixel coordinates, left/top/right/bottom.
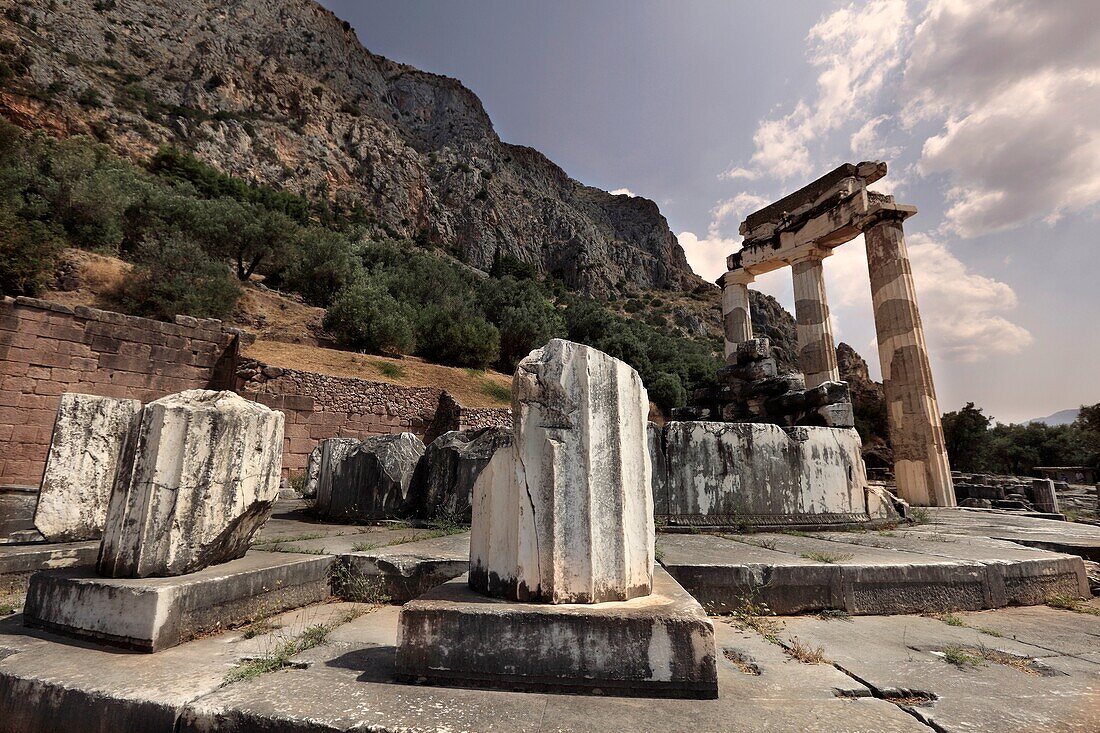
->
[[1027, 409, 1081, 427], [0, 0, 703, 298]]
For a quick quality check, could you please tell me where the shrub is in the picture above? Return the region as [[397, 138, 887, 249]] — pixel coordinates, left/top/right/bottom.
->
[[0, 211, 63, 296], [647, 371, 686, 412], [414, 305, 500, 368], [278, 228, 360, 306], [479, 277, 565, 371], [323, 278, 415, 355], [115, 235, 240, 320]]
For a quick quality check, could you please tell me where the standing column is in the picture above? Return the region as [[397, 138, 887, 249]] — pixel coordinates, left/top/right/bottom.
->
[[721, 270, 754, 359], [865, 215, 955, 507], [790, 249, 839, 388]]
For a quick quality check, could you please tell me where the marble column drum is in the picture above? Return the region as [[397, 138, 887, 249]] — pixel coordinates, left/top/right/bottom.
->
[[721, 270, 754, 359], [790, 251, 839, 388], [865, 217, 955, 507]]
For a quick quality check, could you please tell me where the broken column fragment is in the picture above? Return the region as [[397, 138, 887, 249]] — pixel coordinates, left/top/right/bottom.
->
[[33, 393, 142, 542], [397, 339, 717, 698], [311, 437, 364, 514], [412, 427, 512, 522], [317, 433, 425, 520], [469, 339, 654, 603], [97, 390, 284, 578]]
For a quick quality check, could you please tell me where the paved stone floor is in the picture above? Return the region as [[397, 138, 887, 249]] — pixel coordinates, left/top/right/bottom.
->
[[1, 504, 1098, 731], [1, 598, 1097, 732]]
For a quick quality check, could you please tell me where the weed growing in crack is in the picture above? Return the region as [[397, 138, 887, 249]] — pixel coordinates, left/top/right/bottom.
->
[[329, 560, 392, 604], [939, 613, 966, 627], [727, 584, 782, 643], [783, 636, 827, 664], [817, 609, 850, 621], [1045, 595, 1099, 616], [800, 550, 853, 564], [941, 645, 983, 668]]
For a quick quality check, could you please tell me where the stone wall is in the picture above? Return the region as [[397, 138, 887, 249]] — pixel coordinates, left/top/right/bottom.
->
[[236, 359, 512, 476], [0, 296, 513, 486], [0, 297, 240, 486]]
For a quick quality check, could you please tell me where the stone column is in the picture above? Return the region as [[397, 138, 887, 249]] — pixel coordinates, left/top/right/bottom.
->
[[721, 270, 754, 359], [864, 215, 955, 507], [790, 249, 839, 388]]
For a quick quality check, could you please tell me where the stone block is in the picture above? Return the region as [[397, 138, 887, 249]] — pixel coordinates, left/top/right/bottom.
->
[[655, 422, 868, 523], [734, 337, 771, 364], [316, 433, 425, 520], [395, 569, 717, 699], [411, 428, 512, 521], [33, 393, 142, 542], [1029, 479, 1060, 514], [804, 380, 850, 408], [24, 552, 332, 652], [742, 373, 805, 399], [470, 340, 654, 603], [718, 358, 777, 383], [816, 402, 855, 428], [97, 390, 285, 578], [306, 437, 360, 511]]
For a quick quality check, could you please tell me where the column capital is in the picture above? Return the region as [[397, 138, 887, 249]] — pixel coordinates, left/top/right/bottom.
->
[[721, 269, 755, 287], [785, 244, 833, 266], [859, 201, 917, 230]]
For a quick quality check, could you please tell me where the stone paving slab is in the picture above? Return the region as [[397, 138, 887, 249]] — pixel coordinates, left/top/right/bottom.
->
[[341, 532, 470, 602], [252, 527, 433, 555], [923, 508, 1100, 561], [0, 541, 99, 594], [780, 608, 1100, 733], [177, 607, 926, 733]]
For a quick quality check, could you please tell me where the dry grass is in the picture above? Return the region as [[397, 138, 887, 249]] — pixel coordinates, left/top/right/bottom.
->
[[783, 636, 828, 664], [245, 340, 512, 408]]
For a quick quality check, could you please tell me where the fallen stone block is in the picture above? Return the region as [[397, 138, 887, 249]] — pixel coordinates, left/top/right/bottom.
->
[[311, 437, 362, 512], [411, 428, 511, 522], [24, 552, 332, 652], [316, 433, 425, 520], [396, 568, 717, 699], [97, 390, 285, 578], [33, 393, 142, 542]]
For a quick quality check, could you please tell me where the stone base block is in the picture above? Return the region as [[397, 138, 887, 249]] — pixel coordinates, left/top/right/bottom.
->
[[23, 551, 333, 652], [395, 567, 718, 698]]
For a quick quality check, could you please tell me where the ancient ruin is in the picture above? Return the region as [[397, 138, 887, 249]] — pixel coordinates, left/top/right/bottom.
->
[[32, 393, 141, 542], [397, 340, 718, 697], [719, 162, 955, 507]]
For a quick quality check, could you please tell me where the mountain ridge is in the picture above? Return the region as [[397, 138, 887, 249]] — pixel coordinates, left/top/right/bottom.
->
[[0, 0, 704, 298]]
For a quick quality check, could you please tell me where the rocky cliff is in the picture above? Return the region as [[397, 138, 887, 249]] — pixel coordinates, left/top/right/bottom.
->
[[0, 0, 704, 297], [837, 342, 892, 468]]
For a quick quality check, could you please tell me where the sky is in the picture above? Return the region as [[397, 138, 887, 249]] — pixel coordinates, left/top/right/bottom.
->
[[320, 0, 1100, 423]]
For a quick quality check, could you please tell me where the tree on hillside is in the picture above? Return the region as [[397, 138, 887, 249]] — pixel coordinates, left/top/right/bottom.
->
[[941, 402, 992, 473], [1073, 402, 1100, 467]]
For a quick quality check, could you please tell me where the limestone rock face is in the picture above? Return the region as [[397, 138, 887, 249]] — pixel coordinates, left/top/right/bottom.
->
[[317, 433, 425, 520], [413, 428, 512, 521], [311, 437, 361, 513], [33, 393, 142, 542], [470, 339, 654, 604], [97, 390, 284, 578]]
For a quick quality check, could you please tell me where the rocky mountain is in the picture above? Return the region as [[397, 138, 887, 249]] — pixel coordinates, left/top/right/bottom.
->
[[836, 342, 892, 468], [0, 0, 704, 298]]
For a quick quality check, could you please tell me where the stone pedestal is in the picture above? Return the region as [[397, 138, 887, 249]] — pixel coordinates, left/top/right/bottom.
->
[[790, 251, 839, 388], [865, 217, 954, 507], [396, 569, 717, 699], [97, 390, 285, 578], [33, 393, 142, 542], [469, 339, 654, 603], [24, 552, 331, 652], [1030, 479, 1060, 514]]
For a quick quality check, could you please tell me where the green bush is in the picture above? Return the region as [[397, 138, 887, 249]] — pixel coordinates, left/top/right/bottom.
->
[[647, 371, 687, 412], [415, 305, 500, 368], [479, 276, 565, 371], [278, 228, 360, 306], [323, 278, 415, 355], [0, 211, 63, 296], [115, 235, 241, 320]]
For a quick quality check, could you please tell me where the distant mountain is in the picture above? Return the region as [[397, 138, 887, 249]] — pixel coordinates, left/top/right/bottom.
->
[[1027, 408, 1080, 426], [0, 0, 704, 299]]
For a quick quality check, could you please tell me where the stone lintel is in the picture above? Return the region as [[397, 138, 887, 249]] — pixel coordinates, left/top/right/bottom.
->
[[395, 568, 718, 699], [741, 161, 886, 238], [730, 194, 917, 277], [23, 551, 333, 652]]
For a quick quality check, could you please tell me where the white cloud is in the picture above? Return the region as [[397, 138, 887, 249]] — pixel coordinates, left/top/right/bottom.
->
[[719, 166, 759, 181], [727, 0, 909, 182], [609, 188, 636, 197], [905, 234, 1032, 362], [677, 231, 737, 283], [905, 0, 1100, 237]]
